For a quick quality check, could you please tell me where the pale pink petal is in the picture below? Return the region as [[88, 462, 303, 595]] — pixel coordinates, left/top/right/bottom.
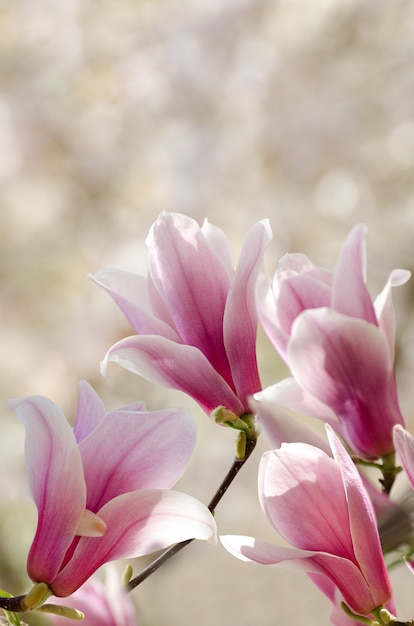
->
[[79, 406, 197, 510], [259, 446, 354, 556], [220, 534, 372, 612], [146, 271, 178, 329], [220, 535, 320, 567], [308, 573, 365, 626], [74, 380, 106, 443], [118, 400, 147, 412], [256, 274, 290, 362], [289, 308, 404, 457], [277, 274, 332, 337], [250, 386, 331, 453], [201, 218, 234, 279], [76, 510, 107, 537], [326, 426, 392, 605], [221, 536, 381, 616], [146, 212, 233, 381], [50, 568, 137, 626], [332, 224, 377, 324], [52, 489, 216, 596], [9, 396, 86, 583], [276, 253, 333, 286], [224, 219, 272, 403], [256, 260, 338, 370], [90, 268, 180, 341], [253, 378, 338, 425], [101, 334, 244, 415], [374, 269, 411, 361], [50, 580, 118, 626], [103, 565, 137, 626], [393, 425, 414, 488]]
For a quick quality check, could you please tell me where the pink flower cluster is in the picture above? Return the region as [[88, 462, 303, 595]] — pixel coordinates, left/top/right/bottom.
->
[[8, 212, 414, 626]]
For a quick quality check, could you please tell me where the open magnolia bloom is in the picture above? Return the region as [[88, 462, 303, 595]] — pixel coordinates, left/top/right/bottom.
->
[[10, 381, 216, 600], [221, 427, 395, 624], [255, 224, 410, 459], [92, 212, 272, 418]]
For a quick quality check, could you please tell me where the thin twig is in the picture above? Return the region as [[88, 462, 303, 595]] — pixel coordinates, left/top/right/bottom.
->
[[125, 431, 257, 593]]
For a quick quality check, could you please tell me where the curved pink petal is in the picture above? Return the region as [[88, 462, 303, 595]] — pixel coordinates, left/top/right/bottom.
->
[[74, 380, 106, 443], [308, 554, 382, 617], [289, 308, 404, 458], [277, 274, 332, 337], [393, 425, 414, 488], [220, 535, 375, 614], [332, 224, 377, 324], [102, 334, 244, 415], [201, 219, 234, 279], [276, 253, 333, 286], [220, 535, 320, 567], [51, 489, 216, 596], [259, 445, 354, 556], [224, 219, 272, 404], [90, 268, 180, 341], [256, 252, 334, 364], [374, 269, 411, 361], [79, 406, 197, 510], [49, 572, 137, 626], [327, 427, 392, 606], [310, 574, 396, 626], [9, 396, 86, 584], [221, 539, 383, 616], [256, 274, 290, 362], [308, 574, 359, 626], [250, 386, 331, 453], [146, 212, 233, 382], [253, 378, 338, 424]]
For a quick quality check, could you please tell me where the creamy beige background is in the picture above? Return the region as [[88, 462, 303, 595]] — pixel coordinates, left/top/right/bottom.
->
[[2, 0, 414, 624]]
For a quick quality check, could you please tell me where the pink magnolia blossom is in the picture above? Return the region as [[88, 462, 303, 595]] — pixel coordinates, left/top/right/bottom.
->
[[92, 212, 272, 416], [9, 380, 216, 597], [221, 426, 394, 621], [48, 567, 137, 626], [255, 224, 409, 459]]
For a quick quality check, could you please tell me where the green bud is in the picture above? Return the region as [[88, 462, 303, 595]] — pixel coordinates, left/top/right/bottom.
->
[[122, 564, 134, 586], [236, 432, 246, 460], [211, 406, 239, 425], [37, 604, 84, 620], [22, 584, 51, 610]]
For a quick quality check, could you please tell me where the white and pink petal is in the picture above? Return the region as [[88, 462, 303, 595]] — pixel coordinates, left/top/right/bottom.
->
[[224, 219, 272, 404], [80, 406, 197, 510], [52, 489, 216, 596], [9, 396, 86, 583], [101, 335, 244, 415]]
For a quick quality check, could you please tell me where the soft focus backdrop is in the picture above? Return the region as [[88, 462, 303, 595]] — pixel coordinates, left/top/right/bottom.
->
[[2, 0, 414, 624]]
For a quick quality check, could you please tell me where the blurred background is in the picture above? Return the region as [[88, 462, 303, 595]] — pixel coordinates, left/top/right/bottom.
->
[[2, 0, 414, 623]]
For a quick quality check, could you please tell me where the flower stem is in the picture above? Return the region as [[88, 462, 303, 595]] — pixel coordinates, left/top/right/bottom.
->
[[0, 596, 27, 613], [125, 429, 257, 593]]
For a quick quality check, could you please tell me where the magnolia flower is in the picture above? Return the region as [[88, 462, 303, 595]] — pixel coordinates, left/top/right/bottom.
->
[[92, 212, 272, 417], [255, 224, 409, 459], [47, 567, 137, 626], [10, 381, 216, 598], [221, 427, 394, 623]]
